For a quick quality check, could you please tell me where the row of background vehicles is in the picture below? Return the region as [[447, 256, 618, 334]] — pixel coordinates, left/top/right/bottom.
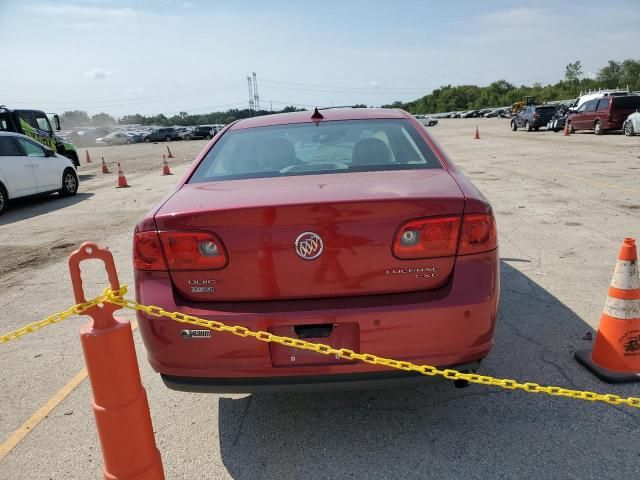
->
[[510, 90, 640, 135], [420, 89, 640, 136], [69, 124, 225, 147]]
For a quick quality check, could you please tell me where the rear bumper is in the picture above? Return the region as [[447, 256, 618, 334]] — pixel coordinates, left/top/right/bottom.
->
[[162, 361, 482, 393], [135, 250, 499, 391]]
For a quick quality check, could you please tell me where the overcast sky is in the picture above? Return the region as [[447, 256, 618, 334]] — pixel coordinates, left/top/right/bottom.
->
[[1, 0, 639, 117]]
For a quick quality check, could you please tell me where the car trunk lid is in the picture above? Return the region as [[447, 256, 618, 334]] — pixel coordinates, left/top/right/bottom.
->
[[154, 170, 465, 301]]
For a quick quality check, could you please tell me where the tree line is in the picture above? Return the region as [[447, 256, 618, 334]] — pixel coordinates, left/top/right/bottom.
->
[[384, 59, 640, 113], [59, 106, 303, 129]]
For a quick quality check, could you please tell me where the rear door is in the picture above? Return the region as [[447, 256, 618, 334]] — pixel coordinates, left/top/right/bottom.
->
[[0, 136, 38, 197], [611, 96, 640, 128], [15, 137, 60, 192], [596, 97, 610, 125], [581, 100, 598, 129]]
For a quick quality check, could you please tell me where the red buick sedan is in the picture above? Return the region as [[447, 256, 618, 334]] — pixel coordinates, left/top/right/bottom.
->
[[133, 108, 499, 392]]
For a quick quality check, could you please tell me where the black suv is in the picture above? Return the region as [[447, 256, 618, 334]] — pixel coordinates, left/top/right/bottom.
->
[[143, 127, 180, 142], [183, 126, 213, 140], [511, 105, 556, 131]]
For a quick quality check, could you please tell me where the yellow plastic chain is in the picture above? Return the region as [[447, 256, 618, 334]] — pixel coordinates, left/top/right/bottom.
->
[[102, 288, 640, 410], [0, 288, 123, 343], [2, 285, 639, 410]]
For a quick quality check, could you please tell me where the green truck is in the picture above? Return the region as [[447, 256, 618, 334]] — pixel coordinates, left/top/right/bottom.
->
[[0, 105, 80, 167]]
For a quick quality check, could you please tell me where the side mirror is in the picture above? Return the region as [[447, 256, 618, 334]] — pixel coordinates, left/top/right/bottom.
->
[[53, 114, 61, 131], [46, 148, 56, 157]]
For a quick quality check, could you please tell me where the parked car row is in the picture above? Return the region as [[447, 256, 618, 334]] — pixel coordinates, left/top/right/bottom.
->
[[509, 93, 640, 135], [67, 124, 226, 147], [426, 108, 511, 119]]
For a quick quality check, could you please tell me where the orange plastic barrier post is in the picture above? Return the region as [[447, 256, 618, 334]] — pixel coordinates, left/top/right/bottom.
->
[[69, 243, 165, 480]]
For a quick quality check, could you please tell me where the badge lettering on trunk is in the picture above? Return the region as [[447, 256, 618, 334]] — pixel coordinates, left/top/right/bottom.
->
[[181, 329, 212, 339], [188, 279, 216, 293], [295, 232, 323, 260]]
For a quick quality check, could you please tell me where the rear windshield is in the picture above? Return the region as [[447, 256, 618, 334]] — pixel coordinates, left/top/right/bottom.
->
[[189, 118, 442, 183], [535, 106, 556, 113], [613, 96, 640, 109]]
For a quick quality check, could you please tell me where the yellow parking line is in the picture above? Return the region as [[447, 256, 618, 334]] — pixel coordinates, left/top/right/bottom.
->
[[560, 173, 640, 195], [0, 322, 138, 462]]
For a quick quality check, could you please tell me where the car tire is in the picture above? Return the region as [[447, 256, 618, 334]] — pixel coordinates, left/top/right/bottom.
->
[[205, 134, 212, 140], [59, 168, 79, 197], [534, 126, 540, 131], [594, 120, 604, 135], [127, 139, 133, 144], [0, 183, 7, 215], [624, 121, 634, 136], [525, 120, 532, 132], [144, 137, 151, 143], [184, 135, 191, 141], [569, 122, 575, 134], [511, 120, 517, 131], [165, 136, 172, 142]]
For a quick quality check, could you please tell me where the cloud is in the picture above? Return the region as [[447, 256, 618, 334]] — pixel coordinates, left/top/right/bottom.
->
[[30, 4, 137, 20], [84, 68, 113, 80], [369, 80, 380, 88], [479, 7, 547, 26]]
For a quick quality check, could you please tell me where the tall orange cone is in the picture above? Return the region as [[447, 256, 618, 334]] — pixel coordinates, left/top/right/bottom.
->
[[101, 156, 110, 174], [69, 243, 165, 480], [575, 238, 640, 383], [474, 126, 480, 140], [116, 162, 129, 188], [85, 150, 93, 163], [563, 120, 571, 136], [166, 145, 175, 159], [162, 154, 172, 176]]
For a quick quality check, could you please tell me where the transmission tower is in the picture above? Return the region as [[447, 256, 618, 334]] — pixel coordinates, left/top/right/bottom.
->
[[252, 72, 260, 111], [247, 76, 255, 114]]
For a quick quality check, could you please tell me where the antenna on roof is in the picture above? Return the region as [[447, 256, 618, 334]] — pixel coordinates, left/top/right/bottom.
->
[[311, 107, 324, 120]]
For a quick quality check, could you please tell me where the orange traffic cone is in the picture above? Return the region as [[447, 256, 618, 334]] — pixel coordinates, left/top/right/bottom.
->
[[474, 126, 480, 140], [166, 145, 175, 159], [101, 156, 110, 174], [575, 238, 640, 383], [116, 162, 129, 188], [85, 151, 93, 163], [162, 154, 172, 176], [563, 120, 571, 136]]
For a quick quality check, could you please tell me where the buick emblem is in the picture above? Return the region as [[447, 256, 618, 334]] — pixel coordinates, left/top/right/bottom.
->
[[295, 232, 323, 260]]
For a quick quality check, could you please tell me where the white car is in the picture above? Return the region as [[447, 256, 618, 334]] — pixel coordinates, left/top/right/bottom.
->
[[96, 132, 132, 146], [623, 111, 640, 136], [0, 132, 79, 215], [413, 114, 438, 127]]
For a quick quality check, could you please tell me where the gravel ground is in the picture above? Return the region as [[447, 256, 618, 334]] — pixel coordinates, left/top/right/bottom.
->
[[0, 120, 639, 479]]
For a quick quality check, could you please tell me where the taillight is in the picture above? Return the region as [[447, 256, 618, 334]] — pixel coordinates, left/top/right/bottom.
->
[[133, 231, 166, 270], [159, 231, 227, 270], [393, 216, 461, 259], [458, 214, 497, 255], [133, 230, 228, 270], [533, 113, 539, 118], [393, 214, 497, 259]]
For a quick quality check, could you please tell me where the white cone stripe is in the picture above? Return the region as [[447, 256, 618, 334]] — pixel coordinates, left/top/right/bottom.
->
[[604, 297, 640, 319], [610, 259, 640, 290]]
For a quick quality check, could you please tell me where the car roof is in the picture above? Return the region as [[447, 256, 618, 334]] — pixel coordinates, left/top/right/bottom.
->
[[0, 131, 34, 141], [230, 108, 409, 131]]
